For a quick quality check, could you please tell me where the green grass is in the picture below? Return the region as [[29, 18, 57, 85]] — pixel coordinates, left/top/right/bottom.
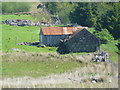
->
[[2, 24, 57, 53], [1, 13, 84, 78], [2, 23, 118, 62], [2, 53, 83, 78], [3, 61, 81, 78], [53, 25, 68, 27], [101, 41, 118, 63], [0, 24, 1, 76], [87, 28, 118, 63], [2, 14, 37, 22], [2, 14, 58, 53], [68, 52, 89, 55], [2, 14, 118, 62]]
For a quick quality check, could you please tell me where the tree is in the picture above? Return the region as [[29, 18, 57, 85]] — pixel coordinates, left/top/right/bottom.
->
[[94, 29, 114, 44], [95, 3, 119, 39], [45, 2, 77, 24], [45, 2, 57, 14], [70, 3, 97, 27]]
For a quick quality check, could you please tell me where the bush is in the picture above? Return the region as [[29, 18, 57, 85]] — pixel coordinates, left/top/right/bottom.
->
[[94, 29, 114, 44]]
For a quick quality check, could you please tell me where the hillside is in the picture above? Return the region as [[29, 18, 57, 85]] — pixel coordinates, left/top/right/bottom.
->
[[2, 14, 118, 62], [1, 14, 118, 88], [1, 2, 119, 88]]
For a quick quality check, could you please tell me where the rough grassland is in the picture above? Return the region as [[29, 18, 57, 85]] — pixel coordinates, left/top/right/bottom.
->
[[2, 15, 37, 22], [1, 52, 118, 88], [2, 14, 57, 53], [101, 41, 118, 63], [88, 28, 118, 63], [2, 24, 57, 53], [2, 23, 118, 63], [2, 14, 118, 63], [1, 15, 118, 88], [2, 53, 85, 78]]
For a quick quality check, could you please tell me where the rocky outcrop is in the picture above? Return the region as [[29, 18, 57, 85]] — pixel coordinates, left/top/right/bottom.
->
[[4, 19, 40, 26]]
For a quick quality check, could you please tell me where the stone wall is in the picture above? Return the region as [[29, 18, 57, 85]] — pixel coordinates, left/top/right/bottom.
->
[[4, 19, 40, 26], [57, 29, 100, 54]]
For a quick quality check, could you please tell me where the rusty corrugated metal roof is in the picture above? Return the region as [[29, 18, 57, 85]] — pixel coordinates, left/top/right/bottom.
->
[[64, 30, 80, 41], [41, 27, 88, 35]]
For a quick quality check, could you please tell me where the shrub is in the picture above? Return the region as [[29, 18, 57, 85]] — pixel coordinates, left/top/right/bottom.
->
[[94, 29, 114, 44]]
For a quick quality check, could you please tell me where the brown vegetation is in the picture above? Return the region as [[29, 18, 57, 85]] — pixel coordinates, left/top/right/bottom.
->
[[1, 52, 118, 88]]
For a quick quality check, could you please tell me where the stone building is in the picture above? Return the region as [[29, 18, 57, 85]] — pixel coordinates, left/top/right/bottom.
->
[[57, 28, 100, 54], [40, 27, 88, 47]]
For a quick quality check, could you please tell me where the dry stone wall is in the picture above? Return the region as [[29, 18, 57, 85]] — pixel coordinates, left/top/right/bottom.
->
[[4, 19, 40, 26]]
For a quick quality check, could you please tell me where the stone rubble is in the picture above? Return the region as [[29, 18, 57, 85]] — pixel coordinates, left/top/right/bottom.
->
[[4, 19, 60, 27], [4, 19, 40, 26]]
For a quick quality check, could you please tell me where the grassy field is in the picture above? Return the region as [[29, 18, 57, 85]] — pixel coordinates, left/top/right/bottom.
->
[[2, 15, 37, 22], [2, 53, 85, 78], [1, 14, 118, 79], [1, 15, 118, 88], [2, 14, 83, 78], [2, 24, 57, 53], [88, 28, 118, 63], [2, 14, 58, 53], [88, 28, 118, 62], [2, 16, 118, 62], [2, 52, 118, 88], [101, 41, 118, 63]]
